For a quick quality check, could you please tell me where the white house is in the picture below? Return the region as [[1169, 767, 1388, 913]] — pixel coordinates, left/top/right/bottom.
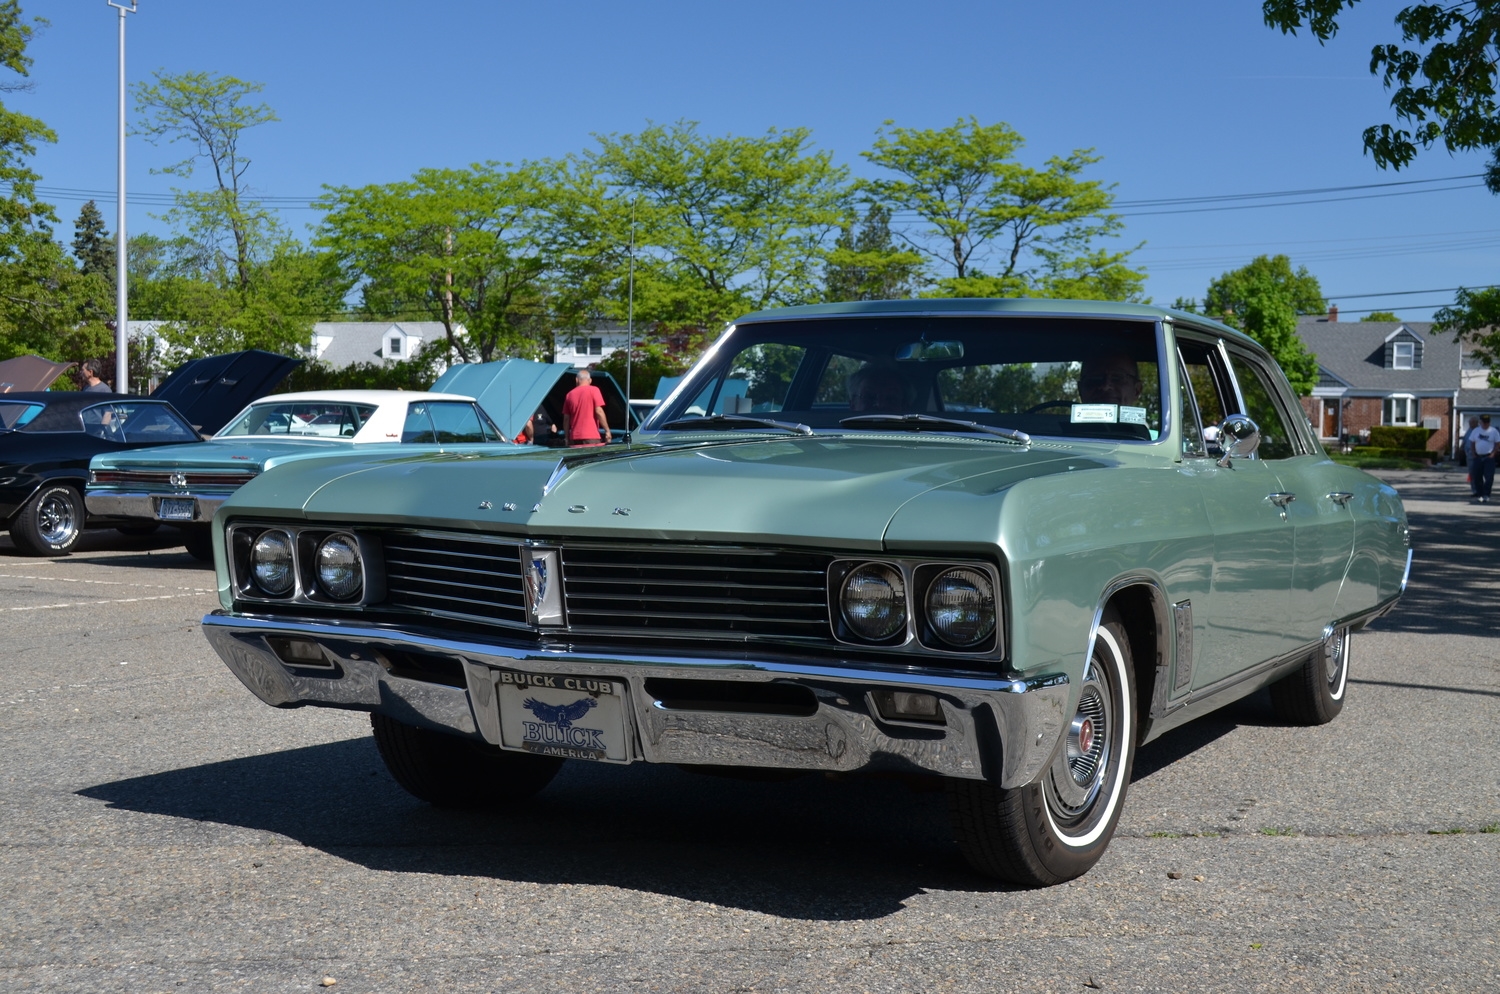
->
[[553, 323, 631, 368]]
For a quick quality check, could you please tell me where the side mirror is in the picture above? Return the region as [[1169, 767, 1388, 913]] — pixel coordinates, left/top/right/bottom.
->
[[1216, 413, 1260, 468]]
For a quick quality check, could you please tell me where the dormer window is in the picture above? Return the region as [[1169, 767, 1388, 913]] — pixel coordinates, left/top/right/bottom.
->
[[389, 335, 403, 357], [1384, 327, 1422, 369]]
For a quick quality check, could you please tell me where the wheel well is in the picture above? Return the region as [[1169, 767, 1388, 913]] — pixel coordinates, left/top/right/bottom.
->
[[1106, 584, 1166, 744]]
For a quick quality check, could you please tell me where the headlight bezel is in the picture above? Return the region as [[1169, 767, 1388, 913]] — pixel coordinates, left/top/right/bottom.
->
[[229, 523, 383, 606], [828, 557, 1004, 658]]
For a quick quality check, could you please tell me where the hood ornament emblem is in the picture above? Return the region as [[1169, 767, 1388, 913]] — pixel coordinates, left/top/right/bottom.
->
[[503, 502, 517, 511], [612, 507, 630, 516], [477, 500, 492, 510]]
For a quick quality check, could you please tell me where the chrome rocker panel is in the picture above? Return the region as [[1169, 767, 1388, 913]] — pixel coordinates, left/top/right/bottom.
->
[[202, 612, 1071, 788], [85, 491, 228, 523]]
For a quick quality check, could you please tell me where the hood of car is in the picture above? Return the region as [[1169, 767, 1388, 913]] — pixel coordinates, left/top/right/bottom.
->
[[0, 355, 75, 393], [432, 358, 634, 439], [234, 435, 1084, 548], [151, 350, 303, 436]]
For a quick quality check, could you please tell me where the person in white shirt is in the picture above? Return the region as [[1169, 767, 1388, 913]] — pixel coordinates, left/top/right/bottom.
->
[[1470, 414, 1500, 503]]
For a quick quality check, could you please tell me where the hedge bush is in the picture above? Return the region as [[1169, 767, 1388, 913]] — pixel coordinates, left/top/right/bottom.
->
[[1360, 446, 1439, 463], [1367, 425, 1432, 450]]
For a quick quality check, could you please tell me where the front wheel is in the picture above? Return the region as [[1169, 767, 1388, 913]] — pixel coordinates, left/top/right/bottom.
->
[[949, 611, 1137, 885], [1270, 626, 1349, 725], [180, 526, 214, 562], [10, 484, 84, 557], [370, 714, 563, 809]]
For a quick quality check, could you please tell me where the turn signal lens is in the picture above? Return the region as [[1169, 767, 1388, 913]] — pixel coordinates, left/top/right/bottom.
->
[[840, 562, 906, 641], [250, 530, 295, 595], [315, 534, 362, 600], [925, 567, 996, 647]]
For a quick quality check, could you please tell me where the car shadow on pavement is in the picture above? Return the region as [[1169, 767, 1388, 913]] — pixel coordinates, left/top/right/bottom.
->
[[78, 736, 1016, 919]]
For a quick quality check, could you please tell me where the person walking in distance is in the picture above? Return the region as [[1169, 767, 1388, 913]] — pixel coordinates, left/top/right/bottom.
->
[[77, 358, 112, 393], [1463, 416, 1481, 498], [1471, 414, 1500, 503], [562, 369, 611, 447]]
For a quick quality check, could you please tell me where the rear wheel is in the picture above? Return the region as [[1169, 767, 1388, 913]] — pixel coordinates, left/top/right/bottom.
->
[[950, 611, 1136, 886], [370, 714, 563, 809], [1270, 626, 1349, 725], [180, 526, 214, 562], [10, 484, 84, 557]]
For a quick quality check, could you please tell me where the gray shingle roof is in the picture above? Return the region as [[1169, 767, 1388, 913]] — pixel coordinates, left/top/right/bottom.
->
[[312, 321, 450, 369], [1295, 317, 1460, 393]]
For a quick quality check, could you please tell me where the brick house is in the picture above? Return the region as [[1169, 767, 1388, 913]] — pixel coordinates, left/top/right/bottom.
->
[[1296, 312, 1461, 456]]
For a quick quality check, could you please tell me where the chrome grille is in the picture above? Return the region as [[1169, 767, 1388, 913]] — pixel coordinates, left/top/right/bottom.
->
[[91, 469, 257, 490], [561, 545, 832, 637], [382, 531, 528, 627]]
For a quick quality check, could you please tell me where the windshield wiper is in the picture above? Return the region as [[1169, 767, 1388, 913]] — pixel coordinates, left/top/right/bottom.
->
[[839, 414, 1031, 445], [660, 414, 814, 436]]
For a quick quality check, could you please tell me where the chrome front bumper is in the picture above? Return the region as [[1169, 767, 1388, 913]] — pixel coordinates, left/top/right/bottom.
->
[[202, 613, 1071, 788], [85, 491, 228, 523]]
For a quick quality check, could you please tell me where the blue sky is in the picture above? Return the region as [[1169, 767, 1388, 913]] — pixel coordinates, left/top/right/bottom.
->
[[14, 0, 1497, 319]]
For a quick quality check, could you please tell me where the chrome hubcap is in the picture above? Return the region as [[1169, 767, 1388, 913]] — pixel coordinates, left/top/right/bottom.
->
[[1048, 658, 1114, 819], [1324, 629, 1346, 687], [38, 494, 77, 545]]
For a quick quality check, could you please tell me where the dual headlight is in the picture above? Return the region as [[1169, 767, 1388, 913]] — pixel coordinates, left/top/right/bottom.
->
[[835, 560, 999, 652], [235, 526, 370, 602]]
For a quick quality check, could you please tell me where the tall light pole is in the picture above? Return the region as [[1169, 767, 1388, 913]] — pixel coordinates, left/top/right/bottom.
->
[[107, 0, 137, 394]]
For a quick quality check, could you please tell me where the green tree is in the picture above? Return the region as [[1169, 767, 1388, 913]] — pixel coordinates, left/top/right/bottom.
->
[[1360, 310, 1401, 321], [1434, 286, 1500, 383], [585, 121, 851, 330], [1203, 255, 1323, 392], [860, 117, 1145, 300], [133, 70, 281, 290], [823, 203, 922, 301], [1264, 1, 1500, 191], [71, 200, 114, 280], [317, 162, 554, 363]]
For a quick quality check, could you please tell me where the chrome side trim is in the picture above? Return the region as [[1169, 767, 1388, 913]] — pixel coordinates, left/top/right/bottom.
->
[[201, 612, 1071, 788]]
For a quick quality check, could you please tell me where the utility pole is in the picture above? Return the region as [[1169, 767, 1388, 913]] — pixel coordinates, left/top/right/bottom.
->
[[107, 0, 138, 394]]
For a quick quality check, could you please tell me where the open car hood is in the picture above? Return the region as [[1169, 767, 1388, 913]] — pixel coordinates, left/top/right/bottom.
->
[[0, 355, 75, 393], [432, 358, 634, 440], [151, 350, 303, 435]]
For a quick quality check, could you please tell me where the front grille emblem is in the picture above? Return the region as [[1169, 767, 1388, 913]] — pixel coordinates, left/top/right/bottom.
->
[[528, 555, 549, 605], [169, 472, 187, 488]]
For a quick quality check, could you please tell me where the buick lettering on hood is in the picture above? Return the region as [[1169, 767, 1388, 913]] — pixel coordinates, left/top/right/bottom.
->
[[201, 299, 1410, 886]]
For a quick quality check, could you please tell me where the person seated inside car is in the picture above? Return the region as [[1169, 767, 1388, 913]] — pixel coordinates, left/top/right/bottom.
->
[[1077, 352, 1142, 406], [847, 363, 907, 413]]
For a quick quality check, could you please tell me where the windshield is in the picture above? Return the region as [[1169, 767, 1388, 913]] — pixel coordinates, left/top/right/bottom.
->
[[217, 402, 378, 438], [80, 401, 200, 443], [649, 316, 1164, 442]]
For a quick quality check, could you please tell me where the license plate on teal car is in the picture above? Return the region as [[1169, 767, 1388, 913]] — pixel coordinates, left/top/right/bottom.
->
[[497, 672, 629, 763], [157, 497, 195, 521]]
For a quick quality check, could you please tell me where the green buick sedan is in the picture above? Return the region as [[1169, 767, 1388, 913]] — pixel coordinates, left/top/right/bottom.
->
[[202, 299, 1410, 886]]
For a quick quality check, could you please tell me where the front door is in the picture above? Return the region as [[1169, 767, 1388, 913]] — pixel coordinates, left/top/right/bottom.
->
[[1321, 399, 1339, 440]]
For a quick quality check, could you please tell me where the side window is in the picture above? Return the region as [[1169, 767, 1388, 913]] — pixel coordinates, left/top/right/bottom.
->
[[1177, 358, 1207, 458], [427, 401, 486, 443], [1228, 353, 1299, 460], [401, 403, 436, 443]]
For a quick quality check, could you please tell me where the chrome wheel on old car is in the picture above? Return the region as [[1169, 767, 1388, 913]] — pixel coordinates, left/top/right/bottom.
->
[[950, 609, 1136, 886], [10, 484, 84, 557], [1270, 625, 1349, 725]]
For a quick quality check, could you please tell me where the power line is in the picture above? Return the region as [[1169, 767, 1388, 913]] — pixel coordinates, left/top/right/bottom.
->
[[1323, 284, 1500, 301]]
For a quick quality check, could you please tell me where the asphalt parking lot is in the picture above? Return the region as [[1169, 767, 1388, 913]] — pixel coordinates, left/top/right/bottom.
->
[[1, 469, 1496, 993]]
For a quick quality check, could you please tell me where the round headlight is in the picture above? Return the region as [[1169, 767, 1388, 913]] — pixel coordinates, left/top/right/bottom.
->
[[840, 562, 907, 641], [925, 567, 996, 647], [250, 530, 295, 595], [316, 534, 362, 600]]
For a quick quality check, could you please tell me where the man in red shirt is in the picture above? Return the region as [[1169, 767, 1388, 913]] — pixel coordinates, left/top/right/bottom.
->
[[561, 369, 611, 446]]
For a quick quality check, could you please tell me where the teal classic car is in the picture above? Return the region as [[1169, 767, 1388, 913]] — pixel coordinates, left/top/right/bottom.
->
[[201, 299, 1410, 885]]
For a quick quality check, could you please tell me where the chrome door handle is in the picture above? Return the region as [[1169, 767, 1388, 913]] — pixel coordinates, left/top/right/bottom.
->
[[1267, 492, 1297, 507], [1326, 492, 1353, 506]]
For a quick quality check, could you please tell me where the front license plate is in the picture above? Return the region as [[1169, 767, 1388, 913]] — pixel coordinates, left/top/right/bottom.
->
[[157, 497, 196, 521], [497, 672, 629, 764]]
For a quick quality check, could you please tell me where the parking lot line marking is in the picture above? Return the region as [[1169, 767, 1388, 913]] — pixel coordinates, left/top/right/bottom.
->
[[0, 572, 213, 593], [7, 593, 213, 611]]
